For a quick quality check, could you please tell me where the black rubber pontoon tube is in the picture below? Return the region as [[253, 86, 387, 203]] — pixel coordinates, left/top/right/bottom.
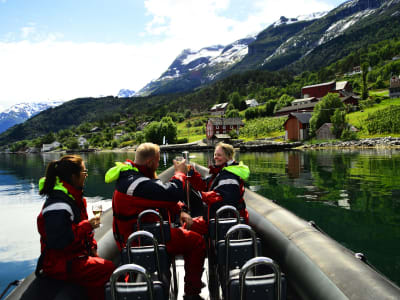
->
[[246, 188, 400, 300]]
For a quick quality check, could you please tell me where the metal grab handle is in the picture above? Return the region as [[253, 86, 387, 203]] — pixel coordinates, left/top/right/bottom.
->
[[126, 230, 162, 280], [239, 257, 282, 300], [182, 151, 191, 211], [137, 209, 166, 244], [110, 264, 154, 300], [215, 205, 240, 241], [225, 224, 258, 288]]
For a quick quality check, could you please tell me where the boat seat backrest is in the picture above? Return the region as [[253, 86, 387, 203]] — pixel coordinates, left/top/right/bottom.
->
[[228, 257, 286, 300], [121, 231, 171, 287], [216, 224, 261, 270], [105, 264, 167, 300], [209, 205, 241, 241], [134, 209, 171, 244], [217, 238, 262, 270]]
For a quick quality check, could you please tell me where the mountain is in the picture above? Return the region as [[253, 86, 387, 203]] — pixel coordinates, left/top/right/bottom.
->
[[117, 89, 136, 98], [0, 102, 63, 133], [137, 0, 400, 95], [137, 37, 256, 96]]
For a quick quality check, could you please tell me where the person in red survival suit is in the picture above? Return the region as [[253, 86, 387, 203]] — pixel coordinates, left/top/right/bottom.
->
[[36, 155, 115, 300], [105, 142, 206, 300], [186, 142, 250, 235]]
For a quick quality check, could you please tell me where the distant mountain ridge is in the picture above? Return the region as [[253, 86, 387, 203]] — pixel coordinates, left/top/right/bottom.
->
[[137, 37, 256, 96], [137, 0, 400, 95], [117, 89, 136, 98], [0, 102, 63, 133]]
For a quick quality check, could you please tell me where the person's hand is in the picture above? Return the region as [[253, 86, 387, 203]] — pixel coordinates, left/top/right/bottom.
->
[[89, 216, 100, 229], [180, 211, 193, 229], [90, 248, 98, 257], [173, 158, 187, 174]]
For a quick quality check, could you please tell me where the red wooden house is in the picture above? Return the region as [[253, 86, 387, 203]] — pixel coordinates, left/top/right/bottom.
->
[[284, 112, 312, 141], [206, 117, 243, 141]]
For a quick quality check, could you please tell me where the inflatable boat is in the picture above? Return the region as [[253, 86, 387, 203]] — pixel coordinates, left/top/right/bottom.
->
[[4, 165, 400, 300]]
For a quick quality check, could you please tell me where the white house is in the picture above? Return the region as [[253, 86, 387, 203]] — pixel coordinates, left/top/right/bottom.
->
[[78, 136, 88, 148], [42, 141, 61, 152], [245, 99, 259, 107]]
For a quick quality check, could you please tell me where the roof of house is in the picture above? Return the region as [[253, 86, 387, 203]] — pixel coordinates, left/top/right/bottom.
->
[[210, 102, 228, 110], [214, 134, 231, 139], [291, 97, 318, 104], [316, 123, 333, 133], [208, 117, 243, 126], [275, 101, 318, 114], [245, 99, 258, 106], [335, 81, 348, 90], [302, 81, 335, 89], [341, 95, 360, 101], [287, 112, 312, 124]]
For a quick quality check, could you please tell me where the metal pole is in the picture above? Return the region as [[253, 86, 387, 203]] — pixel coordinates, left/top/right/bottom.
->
[[182, 151, 190, 211]]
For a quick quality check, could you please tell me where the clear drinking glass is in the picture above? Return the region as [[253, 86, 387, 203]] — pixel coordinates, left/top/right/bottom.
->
[[92, 203, 103, 227]]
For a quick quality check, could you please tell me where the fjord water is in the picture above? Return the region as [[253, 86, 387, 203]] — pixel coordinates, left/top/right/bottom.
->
[[0, 150, 400, 296]]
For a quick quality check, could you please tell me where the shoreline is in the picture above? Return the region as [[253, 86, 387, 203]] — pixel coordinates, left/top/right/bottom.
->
[[3, 137, 400, 154]]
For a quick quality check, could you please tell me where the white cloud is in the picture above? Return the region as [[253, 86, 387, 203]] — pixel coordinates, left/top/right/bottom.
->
[[0, 40, 177, 105], [21, 24, 37, 39], [0, 0, 338, 107], [143, 0, 336, 50]]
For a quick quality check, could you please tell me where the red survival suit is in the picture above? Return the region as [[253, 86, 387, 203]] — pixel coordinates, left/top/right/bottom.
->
[[188, 161, 250, 234], [37, 177, 115, 300], [105, 160, 206, 296]]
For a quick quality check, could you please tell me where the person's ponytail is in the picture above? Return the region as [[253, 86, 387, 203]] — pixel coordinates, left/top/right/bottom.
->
[[39, 160, 58, 195]]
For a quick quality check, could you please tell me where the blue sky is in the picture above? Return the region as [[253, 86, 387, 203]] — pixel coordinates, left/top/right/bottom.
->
[[0, 0, 344, 111]]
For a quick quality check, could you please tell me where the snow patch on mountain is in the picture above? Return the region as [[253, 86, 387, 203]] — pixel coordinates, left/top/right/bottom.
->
[[137, 37, 255, 96], [182, 46, 223, 66], [318, 8, 377, 45], [1, 102, 63, 116], [273, 11, 327, 27], [117, 89, 136, 98], [0, 101, 64, 133]]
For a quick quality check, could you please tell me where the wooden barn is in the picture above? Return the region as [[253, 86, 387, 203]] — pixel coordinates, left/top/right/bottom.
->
[[315, 123, 336, 140], [284, 112, 312, 141], [302, 81, 352, 98]]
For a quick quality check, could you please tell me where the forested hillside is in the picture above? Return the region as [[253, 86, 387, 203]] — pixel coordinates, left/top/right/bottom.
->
[[1, 35, 400, 150]]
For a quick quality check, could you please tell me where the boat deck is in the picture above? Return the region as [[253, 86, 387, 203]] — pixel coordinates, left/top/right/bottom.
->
[[175, 256, 211, 300]]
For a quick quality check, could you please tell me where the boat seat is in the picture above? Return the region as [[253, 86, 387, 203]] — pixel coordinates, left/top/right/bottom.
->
[[216, 224, 261, 271], [227, 256, 287, 300], [216, 224, 261, 297], [129, 209, 178, 298], [105, 264, 166, 300], [133, 209, 171, 244], [121, 230, 171, 294], [206, 206, 244, 300], [208, 205, 242, 242]]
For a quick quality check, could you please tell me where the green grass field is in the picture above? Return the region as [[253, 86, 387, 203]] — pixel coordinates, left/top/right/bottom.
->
[[347, 97, 400, 138]]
